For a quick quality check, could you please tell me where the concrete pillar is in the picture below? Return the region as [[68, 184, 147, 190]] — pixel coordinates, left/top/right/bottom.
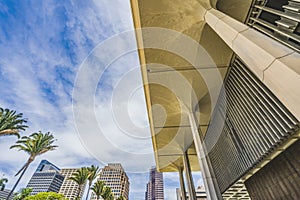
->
[[205, 8, 300, 121], [188, 111, 223, 200], [178, 167, 187, 200], [183, 152, 196, 200]]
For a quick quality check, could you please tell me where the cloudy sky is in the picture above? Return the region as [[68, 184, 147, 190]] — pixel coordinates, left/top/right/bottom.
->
[[0, 1, 203, 199]]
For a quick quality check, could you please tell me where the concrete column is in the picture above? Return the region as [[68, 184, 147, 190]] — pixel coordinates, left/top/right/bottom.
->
[[183, 152, 196, 200], [188, 111, 223, 200], [205, 8, 300, 121], [178, 167, 187, 200]]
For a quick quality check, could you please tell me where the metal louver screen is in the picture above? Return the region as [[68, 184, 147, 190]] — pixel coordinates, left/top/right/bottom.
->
[[204, 57, 299, 193], [247, 0, 300, 52]]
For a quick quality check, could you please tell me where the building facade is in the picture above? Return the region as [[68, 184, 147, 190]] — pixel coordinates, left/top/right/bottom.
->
[[130, 0, 300, 199], [90, 163, 129, 200], [59, 168, 86, 200], [145, 167, 164, 200], [0, 189, 15, 200], [26, 160, 64, 195]]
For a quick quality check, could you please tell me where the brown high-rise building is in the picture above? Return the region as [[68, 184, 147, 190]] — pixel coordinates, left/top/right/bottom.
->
[[145, 167, 164, 200], [59, 168, 86, 200], [90, 163, 129, 200]]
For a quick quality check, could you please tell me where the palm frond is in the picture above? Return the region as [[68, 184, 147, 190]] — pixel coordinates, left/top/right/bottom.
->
[[10, 131, 57, 155], [68, 167, 89, 186], [101, 186, 114, 200], [87, 165, 100, 184], [0, 108, 28, 138], [91, 180, 105, 197]]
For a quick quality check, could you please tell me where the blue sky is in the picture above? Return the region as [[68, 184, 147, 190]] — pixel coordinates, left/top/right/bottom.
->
[[0, 1, 204, 199]]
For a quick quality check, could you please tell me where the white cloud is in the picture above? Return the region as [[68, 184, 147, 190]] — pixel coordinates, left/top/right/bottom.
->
[[0, 1, 198, 199], [0, 1, 161, 199]]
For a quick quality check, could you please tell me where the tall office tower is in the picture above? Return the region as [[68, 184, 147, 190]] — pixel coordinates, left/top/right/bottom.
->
[[26, 160, 64, 195], [145, 167, 164, 200], [0, 189, 15, 200], [59, 168, 86, 200], [90, 163, 129, 200], [131, 0, 300, 199]]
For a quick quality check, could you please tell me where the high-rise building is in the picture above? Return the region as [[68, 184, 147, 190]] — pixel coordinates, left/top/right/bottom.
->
[[0, 189, 15, 200], [90, 163, 129, 200], [145, 167, 164, 200], [26, 160, 64, 195], [59, 168, 86, 200], [130, 0, 300, 199]]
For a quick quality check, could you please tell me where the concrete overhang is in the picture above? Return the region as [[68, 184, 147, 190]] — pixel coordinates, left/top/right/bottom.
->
[[130, 0, 252, 172]]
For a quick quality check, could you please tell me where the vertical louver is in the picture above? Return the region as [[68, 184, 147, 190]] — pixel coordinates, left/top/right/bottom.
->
[[204, 57, 299, 193], [247, 0, 300, 52]]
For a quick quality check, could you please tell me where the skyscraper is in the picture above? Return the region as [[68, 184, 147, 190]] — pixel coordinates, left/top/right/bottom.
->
[[59, 168, 86, 200], [0, 189, 15, 200], [145, 167, 164, 200], [26, 160, 64, 195], [90, 163, 129, 200]]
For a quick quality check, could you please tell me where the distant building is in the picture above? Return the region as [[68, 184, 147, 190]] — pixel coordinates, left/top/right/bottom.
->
[[176, 186, 207, 200], [26, 160, 64, 195], [59, 168, 86, 200], [90, 163, 129, 200], [145, 167, 164, 200], [0, 189, 15, 200]]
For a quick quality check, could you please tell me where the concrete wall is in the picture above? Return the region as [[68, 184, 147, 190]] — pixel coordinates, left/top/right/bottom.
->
[[245, 139, 300, 199]]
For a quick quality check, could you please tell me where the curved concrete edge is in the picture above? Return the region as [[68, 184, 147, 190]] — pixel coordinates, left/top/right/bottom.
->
[[264, 52, 300, 120], [205, 8, 300, 121]]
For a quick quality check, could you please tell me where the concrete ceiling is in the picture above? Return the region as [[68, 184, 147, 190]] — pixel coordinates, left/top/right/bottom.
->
[[130, 0, 252, 172]]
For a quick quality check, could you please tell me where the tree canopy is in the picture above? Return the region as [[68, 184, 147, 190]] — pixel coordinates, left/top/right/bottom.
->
[[13, 188, 32, 200], [24, 192, 66, 200]]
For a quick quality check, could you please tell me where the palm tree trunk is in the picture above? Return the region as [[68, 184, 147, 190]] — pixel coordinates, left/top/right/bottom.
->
[[77, 185, 82, 200], [85, 185, 91, 200], [6, 163, 29, 200]]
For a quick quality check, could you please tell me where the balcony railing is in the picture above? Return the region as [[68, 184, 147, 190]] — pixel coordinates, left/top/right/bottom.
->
[[247, 0, 300, 52]]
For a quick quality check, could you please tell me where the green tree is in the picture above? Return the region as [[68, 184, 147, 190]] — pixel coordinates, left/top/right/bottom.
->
[[68, 167, 89, 199], [24, 192, 66, 200], [91, 180, 105, 200], [86, 165, 100, 200], [0, 177, 8, 191], [116, 196, 125, 200], [13, 188, 32, 200], [0, 108, 28, 138], [101, 187, 114, 200], [7, 132, 57, 199]]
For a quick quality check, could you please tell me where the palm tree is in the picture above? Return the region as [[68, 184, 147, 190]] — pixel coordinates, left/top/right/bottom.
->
[[68, 167, 89, 199], [7, 131, 57, 199], [13, 188, 32, 200], [91, 180, 105, 200], [0, 177, 8, 191], [101, 187, 114, 200], [116, 196, 125, 200], [0, 108, 28, 138], [86, 165, 100, 200]]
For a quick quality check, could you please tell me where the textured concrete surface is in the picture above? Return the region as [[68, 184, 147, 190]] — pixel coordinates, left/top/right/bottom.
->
[[245, 139, 300, 200]]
